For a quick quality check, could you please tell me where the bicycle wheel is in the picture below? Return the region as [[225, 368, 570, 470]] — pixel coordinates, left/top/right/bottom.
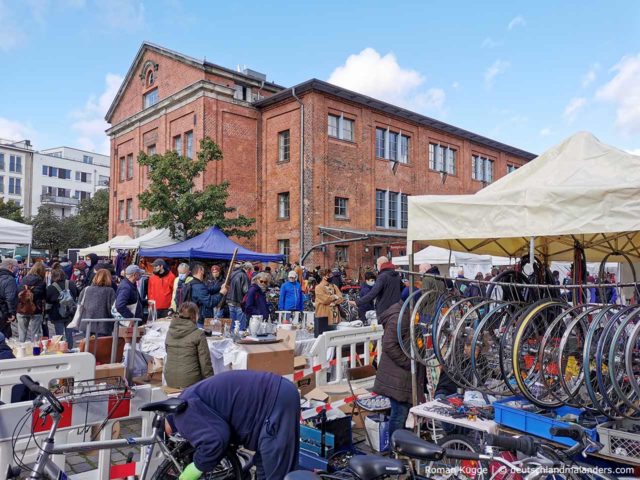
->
[[427, 433, 488, 480], [398, 288, 441, 365], [152, 441, 247, 480], [625, 320, 640, 400], [498, 302, 533, 396], [511, 300, 567, 407]]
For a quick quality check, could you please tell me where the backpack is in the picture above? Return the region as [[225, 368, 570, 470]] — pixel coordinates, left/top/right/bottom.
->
[[17, 285, 36, 315], [240, 290, 258, 313], [53, 280, 77, 319], [181, 282, 193, 305]]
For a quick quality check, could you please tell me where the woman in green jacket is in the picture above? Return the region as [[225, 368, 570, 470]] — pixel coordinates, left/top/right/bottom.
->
[[164, 302, 214, 389]]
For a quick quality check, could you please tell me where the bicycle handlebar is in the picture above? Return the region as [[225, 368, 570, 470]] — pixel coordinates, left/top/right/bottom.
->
[[20, 375, 64, 414], [485, 433, 538, 456], [444, 448, 481, 461]]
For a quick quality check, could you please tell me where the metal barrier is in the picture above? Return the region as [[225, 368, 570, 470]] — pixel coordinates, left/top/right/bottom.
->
[[275, 311, 315, 330], [0, 352, 168, 479], [308, 325, 383, 386]]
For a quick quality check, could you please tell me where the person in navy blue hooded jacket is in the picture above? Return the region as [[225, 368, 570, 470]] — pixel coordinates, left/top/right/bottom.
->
[[171, 370, 300, 480]]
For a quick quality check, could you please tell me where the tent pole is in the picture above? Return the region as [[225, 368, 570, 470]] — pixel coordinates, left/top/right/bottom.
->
[[529, 237, 535, 264], [26, 244, 31, 267], [409, 242, 418, 406]]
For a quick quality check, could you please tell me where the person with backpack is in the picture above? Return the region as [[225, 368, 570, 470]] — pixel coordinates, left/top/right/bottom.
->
[[171, 263, 194, 312], [46, 268, 78, 347], [17, 262, 47, 342]]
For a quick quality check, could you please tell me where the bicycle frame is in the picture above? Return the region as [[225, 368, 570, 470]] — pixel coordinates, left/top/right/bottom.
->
[[28, 408, 181, 480]]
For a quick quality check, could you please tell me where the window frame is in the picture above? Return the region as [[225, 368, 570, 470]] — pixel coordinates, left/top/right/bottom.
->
[[173, 135, 183, 155], [278, 130, 290, 163], [0, 175, 3, 193], [126, 154, 134, 180], [185, 131, 194, 159], [375, 128, 385, 158], [277, 192, 290, 220], [471, 154, 495, 183], [0, 153, 4, 170], [328, 113, 355, 142], [143, 88, 159, 109], [118, 200, 125, 222], [334, 197, 349, 219], [119, 157, 126, 182], [126, 198, 133, 221], [278, 239, 290, 264], [429, 142, 457, 175], [335, 245, 349, 264], [375, 189, 409, 230]]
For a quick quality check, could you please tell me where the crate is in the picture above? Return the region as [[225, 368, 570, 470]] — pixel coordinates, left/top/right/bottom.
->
[[494, 396, 598, 447], [597, 422, 640, 465], [299, 415, 353, 471]]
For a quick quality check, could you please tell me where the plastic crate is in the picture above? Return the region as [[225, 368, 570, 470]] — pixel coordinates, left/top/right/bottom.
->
[[494, 396, 598, 447], [597, 422, 640, 466]]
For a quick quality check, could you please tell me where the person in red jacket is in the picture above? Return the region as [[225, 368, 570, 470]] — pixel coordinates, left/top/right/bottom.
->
[[148, 259, 176, 319]]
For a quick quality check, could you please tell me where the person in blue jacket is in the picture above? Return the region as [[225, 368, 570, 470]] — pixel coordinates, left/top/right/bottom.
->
[[278, 271, 303, 312], [171, 370, 300, 480], [186, 263, 226, 328], [358, 271, 376, 321]]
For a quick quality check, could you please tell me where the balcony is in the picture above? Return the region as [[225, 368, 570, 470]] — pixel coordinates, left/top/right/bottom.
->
[[40, 194, 80, 207]]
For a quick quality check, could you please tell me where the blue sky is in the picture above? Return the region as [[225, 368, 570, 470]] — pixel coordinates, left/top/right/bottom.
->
[[1, 0, 639, 156]]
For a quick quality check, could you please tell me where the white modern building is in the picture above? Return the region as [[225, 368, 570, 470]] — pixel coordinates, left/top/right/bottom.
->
[[32, 147, 110, 217], [0, 138, 34, 216]]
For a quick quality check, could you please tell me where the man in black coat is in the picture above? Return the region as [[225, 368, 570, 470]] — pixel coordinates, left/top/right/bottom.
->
[[0, 259, 17, 338], [352, 257, 402, 317]]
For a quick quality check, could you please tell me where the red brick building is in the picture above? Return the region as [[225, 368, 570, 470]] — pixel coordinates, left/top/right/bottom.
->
[[106, 43, 535, 274]]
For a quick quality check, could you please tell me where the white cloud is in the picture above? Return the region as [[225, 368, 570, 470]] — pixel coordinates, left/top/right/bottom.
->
[[0, 117, 36, 142], [627, 148, 640, 156], [484, 59, 510, 89], [71, 73, 123, 154], [508, 15, 526, 30], [581, 63, 600, 88], [596, 53, 640, 134], [97, 0, 145, 31], [481, 37, 501, 49], [539, 127, 551, 137], [327, 48, 446, 113], [563, 97, 587, 123]]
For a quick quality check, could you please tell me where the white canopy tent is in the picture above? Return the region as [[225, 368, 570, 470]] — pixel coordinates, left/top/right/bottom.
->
[[392, 245, 514, 277], [408, 132, 640, 263], [0, 217, 32, 246], [109, 229, 178, 250], [78, 235, 133, 257]]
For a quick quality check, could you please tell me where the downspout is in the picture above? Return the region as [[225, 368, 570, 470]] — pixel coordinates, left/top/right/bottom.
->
[[292, 88, 304, 264]]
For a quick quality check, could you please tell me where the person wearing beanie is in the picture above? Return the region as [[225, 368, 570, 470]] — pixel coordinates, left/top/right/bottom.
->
[[278, 271, 303, 312], [352, 256, 401, 317], [0, 259, 17, 338], [85, 253, 100, 285], [148, 259, 176, 319]]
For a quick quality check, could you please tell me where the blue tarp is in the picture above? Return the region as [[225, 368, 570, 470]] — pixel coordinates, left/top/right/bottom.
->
[[139, 226, 284, 263]]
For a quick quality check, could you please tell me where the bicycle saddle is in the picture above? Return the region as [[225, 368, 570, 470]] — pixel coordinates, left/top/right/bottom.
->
[[391, 430, 444, 461], [140, 398, 187, 414], [348, 455, 406, 480]]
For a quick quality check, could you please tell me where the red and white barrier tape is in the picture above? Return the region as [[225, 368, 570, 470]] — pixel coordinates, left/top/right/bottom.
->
[[286, 351, 378, 383]]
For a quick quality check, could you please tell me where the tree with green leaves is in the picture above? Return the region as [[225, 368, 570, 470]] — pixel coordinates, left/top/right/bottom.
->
[[137, 137, 255, 239], [0, 199, 25, 223], [71, 189, 109, 247], [30, 206, 62, 253]]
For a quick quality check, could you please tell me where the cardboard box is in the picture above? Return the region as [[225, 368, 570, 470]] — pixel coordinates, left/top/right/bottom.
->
[[304, 385, 368, 404], [277, 328, 297, 350], [95, 363, 126, 380], [365, 414, 390, 452], [294, 356, 307, 370], [240, 342, 294, 376], [295, 373, 316, 396]]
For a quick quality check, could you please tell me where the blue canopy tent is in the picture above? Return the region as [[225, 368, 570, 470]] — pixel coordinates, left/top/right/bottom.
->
[[138, 226, 284, 263]]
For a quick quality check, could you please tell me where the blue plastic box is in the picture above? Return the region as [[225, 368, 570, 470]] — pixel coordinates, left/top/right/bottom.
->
[[493, 396, 598, 447]]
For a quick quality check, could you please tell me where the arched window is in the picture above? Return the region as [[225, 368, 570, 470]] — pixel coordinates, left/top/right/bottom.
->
[[146, 70, 154, 87]]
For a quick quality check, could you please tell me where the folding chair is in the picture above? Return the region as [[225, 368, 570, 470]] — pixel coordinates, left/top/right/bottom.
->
[[346, 365, 391, 450]]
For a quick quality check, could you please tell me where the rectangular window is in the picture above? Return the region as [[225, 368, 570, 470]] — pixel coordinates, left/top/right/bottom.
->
[[334, 197, 348, 218], [75, 191, 91, 200], [399, 135, 410, 163], [429, 143, 456, 174], [388, 132, 398, 161], [9, 155, 21, 173], [185, 131, 194, 159], [328, 114, 339, 138], [126, 154, 133, 180], [8, 177, 20, 195], [126, 198, 133, 220], [0, 176, 3, 193], [83, 155, 93, 164], [388, 192, 398, 228], [376, 189, 408, 229], [173, 135, 182, 155], [376, 190, 386, 227], [335, 246, 348, 264], [0, 153, 4, 170], [143, 89, 158, 108], [118, 200, 125, 221], [373, 246, 382, 259], [400, 194, 408, 229], [119, 157, 126, 182], [278, 239, 290, 264], [278, 130, 290, 162], [57, 188, 70, 198], [342, 118, 354, 141], [472, 155, 494, 183], [375, 128, 385, 158], [278, 192, 290, 219], [507, 164, 518, 173], [147, 144, 156, 155]]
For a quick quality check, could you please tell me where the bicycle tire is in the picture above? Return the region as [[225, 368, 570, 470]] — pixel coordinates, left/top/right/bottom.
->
[[624, 320, 640, 400], [427, 433, 488, 480], [151, 441, 247, 480]]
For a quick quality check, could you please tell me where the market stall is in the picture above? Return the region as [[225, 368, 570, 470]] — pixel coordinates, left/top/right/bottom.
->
[[139, 226, 284, 262], [0, 216, 33, 263], [109, 228, 177, 250], [403, 132, 640, 468], [78, 235, 133, 257]]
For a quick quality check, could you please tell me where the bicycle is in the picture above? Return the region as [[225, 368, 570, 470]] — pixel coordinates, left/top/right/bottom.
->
[[9, 375, 250, 479]]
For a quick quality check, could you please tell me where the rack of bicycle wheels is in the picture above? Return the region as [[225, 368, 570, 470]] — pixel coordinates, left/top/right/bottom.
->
[[398, 264, 640, 466]]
